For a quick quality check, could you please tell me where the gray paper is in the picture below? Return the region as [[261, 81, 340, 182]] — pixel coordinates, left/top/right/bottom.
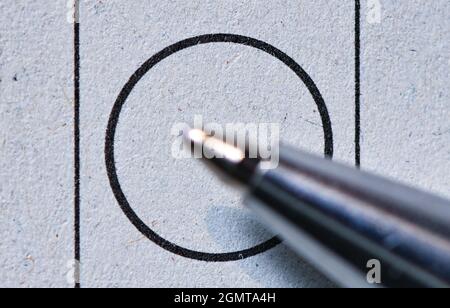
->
[[0, 0, 448, 288]]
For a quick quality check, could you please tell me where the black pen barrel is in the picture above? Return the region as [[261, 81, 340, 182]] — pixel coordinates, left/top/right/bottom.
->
[[245, 146, 450, 288]]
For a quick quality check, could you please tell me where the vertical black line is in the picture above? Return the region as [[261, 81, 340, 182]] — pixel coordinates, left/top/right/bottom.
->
[[355, 0, 361, 168], [73, 0, 81, 289]]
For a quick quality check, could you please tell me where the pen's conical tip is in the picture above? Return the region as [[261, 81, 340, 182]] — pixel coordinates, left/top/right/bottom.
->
[[183, 128, 246, 163], [182, 128, 259, 185]]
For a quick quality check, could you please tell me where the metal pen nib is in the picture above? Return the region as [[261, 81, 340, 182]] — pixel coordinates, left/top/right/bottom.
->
[[182, 128, 260, 185]]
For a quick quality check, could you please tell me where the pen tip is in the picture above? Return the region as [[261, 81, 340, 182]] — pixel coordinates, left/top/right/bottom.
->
[[182, 127, 259, 185], [183, 128, 246, 163]]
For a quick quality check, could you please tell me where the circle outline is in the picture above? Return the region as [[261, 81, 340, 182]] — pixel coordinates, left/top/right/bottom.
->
[[105, 33, 333, 262]]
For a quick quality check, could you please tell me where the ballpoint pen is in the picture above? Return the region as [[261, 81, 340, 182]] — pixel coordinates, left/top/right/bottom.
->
[[183, 128, 450, 288]]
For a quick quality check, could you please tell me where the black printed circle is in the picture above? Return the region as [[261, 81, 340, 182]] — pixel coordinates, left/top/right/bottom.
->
[[105, 34, 333, 261]]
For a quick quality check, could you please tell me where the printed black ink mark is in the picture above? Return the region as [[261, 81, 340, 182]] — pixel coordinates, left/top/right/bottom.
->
[[105, 34, 333, 262], [73, 0, 81, 288], [355, 0, 362, 168]]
